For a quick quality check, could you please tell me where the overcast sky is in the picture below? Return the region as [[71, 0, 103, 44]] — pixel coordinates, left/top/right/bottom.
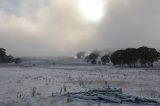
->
[[0, 0, 160, 57]]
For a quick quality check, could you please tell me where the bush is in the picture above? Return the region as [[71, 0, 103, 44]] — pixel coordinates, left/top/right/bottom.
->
[[13, 58, 21, 64]]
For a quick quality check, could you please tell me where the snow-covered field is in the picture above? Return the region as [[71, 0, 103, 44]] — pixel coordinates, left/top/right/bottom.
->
[[0, 64, 160, 106]]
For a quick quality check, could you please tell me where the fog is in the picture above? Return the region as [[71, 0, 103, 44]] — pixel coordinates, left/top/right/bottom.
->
[[0, 0, 160, 57]]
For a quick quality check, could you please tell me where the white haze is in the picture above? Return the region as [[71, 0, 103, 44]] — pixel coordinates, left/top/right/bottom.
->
[[0, 0, 160, 57]]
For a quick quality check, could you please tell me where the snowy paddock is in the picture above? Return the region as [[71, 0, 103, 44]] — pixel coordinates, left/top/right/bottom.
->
[[0, 65, 160, 106]]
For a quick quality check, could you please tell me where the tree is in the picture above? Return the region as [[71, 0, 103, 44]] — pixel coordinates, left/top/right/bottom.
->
[[0, 48, 21, 64], [101, 54, 110, 65], [85, 52, 99, 64], [76, 51, 85, 59], [136, 47, 159, 67], [84, 55, 89, 63], [125, 48, 137, 67], [88, 52, 99, 64], [137, 47, 148, 67], [145, 48, 159, 67], [110, 50, 125, 66], [3, 55, 14, 63], [0, 48, 6, 62]]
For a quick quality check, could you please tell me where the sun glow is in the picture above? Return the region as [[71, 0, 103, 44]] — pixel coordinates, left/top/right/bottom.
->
[[79, 0, 105, 22]]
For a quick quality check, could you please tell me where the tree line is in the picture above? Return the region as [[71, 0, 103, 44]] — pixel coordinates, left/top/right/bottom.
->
[[76, 46, 160, 67], [111, 47, 160, 67], [0, 48, 21, 64], [76, 51, 110, 65]]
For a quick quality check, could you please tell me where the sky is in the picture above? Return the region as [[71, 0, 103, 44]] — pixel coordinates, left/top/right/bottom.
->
[[0, 0, 160, 57]]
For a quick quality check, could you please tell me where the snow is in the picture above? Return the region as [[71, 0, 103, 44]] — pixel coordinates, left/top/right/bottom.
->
[[0, 64, 160, 106]]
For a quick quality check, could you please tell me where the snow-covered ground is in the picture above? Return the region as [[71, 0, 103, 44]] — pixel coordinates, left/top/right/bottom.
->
[[0, 64, 160, 106]]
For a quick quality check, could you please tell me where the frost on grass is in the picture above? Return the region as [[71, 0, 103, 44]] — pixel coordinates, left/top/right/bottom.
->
[[0, 65, 160, 106]]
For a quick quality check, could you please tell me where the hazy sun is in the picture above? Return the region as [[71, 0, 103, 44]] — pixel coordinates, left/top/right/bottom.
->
[[79, 0, 105, 22]]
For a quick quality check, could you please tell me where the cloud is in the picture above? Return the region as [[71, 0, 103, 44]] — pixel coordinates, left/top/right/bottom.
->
[[0, 0, 98, 57], [99, 0, 160, 50], [0, 0, 160, 57]]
